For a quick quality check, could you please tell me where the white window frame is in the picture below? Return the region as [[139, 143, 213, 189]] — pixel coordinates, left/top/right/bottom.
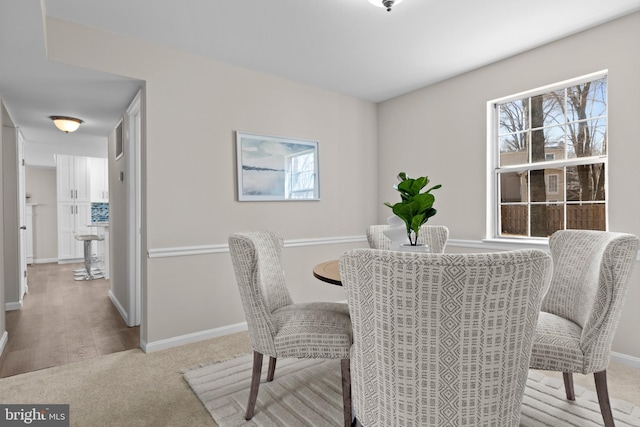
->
[[486, 70, 608, 242]]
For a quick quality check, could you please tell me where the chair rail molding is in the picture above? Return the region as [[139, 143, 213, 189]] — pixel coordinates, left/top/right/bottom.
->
[[147, 235, 367, 259], [147, 236, 639, 260]]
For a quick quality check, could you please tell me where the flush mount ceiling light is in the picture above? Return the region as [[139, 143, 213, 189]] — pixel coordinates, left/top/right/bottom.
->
[[49, 116, 83, 133], [368, 0, 404, 12]]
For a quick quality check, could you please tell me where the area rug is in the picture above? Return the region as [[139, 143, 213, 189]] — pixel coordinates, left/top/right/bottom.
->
[[184, 354, 640, 427]]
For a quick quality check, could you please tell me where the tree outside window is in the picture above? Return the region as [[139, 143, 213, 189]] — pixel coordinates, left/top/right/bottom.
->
[[492, 73, 607, 238]]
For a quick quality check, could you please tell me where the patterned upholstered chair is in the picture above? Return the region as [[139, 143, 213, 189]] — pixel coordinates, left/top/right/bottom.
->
[[366, 224, 449, 253], [529, 230, 639, 427], [228, 231, 353, 427], [340, 248, 552, 427]]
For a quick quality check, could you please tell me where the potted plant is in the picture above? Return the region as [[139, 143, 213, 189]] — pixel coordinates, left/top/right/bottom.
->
[[384, 172, 441, 246]]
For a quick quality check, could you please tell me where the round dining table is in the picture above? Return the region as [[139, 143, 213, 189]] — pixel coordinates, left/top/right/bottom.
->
[[312, 259, 342, 286]]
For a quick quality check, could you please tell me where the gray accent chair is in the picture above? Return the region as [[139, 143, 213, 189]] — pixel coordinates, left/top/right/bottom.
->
[[366, 224, 449, 253], [529, 230, 639, 427], [228, 231, 353, 427], [340, 248, 552, 426]]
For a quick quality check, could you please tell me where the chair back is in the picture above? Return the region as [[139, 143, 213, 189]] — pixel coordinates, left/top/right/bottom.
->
[[229, 231, 293, 356], [340, 249, 552, 427], [366, 224, 449, 253], [542, 230, 638, 367]]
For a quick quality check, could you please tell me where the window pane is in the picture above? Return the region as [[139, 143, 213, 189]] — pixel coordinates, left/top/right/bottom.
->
[[530, 204, 564, 237], [542, 89, 565, 128], [567, 77, 606, 121], [544, 125, 565, 159], [566, 203, 606, 231], [499, 172, 524, 202], [529, 168, 565, 202], [531, 125, 566, 163], [529, 169, 546, 203], [499, 100, 528, 135], [566, 163, 605, 202], [500, 205, 528, 237], [499, 133, 528, 166], [567, 120, 606, 158]]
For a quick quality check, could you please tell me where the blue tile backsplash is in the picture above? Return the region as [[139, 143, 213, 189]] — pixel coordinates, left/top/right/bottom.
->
[[91, 202, 109, 223]]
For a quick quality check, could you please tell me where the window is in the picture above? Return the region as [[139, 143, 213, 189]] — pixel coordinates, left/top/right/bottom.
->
[[546, 174, 559, 194], [489, 72, 607, 239]]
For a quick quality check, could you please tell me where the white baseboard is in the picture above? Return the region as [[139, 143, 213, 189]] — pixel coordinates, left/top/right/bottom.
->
[[139, 322, 640, 370], [108, 290, 130, 326], [611, 351, 640, 369], [142, 322, 248, 353], [33, 258, 59, 264], [57, 258, 83, 265], [0, 331, 7, 359], [5, 301, 23, 311]]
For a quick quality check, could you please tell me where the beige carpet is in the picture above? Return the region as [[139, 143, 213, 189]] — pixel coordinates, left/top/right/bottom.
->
[[0, 331, 638, 427], [0, 332, 252, 427], [184, 354, 640, 427]]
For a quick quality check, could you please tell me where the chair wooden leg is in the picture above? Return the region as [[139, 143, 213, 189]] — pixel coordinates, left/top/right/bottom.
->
[[594, 370, 615, 427], [563, 372, 576, 400], [267, 356, 277, 382], [245, 351, 263, 420], [341, 359, 352, 427]]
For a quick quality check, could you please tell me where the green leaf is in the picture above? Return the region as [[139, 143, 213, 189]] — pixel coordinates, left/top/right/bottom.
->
[[385, 172, 442, 244]]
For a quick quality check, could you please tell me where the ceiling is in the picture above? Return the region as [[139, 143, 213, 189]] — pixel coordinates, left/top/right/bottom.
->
[[1, 0, 639, 151]]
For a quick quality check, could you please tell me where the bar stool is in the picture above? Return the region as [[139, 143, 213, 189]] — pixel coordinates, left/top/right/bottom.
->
[[73, 233, 104, 281]]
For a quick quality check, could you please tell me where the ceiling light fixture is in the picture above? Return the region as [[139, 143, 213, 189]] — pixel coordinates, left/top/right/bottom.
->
[[49, 116, 83, 133], [368, 0, 404, 12]]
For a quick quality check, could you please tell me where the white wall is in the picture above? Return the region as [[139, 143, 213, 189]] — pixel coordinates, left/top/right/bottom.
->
[[25, 139, 107, 168], [25, 166, 58, 261], [377, 12, 640, 358], [44, 17, 378, 346]]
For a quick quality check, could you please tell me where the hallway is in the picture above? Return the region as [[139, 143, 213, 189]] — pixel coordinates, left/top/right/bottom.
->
[[0, 262, 139, 377]]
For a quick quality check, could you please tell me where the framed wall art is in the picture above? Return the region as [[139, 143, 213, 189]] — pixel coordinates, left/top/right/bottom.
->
[[236, 132, 320, 201]]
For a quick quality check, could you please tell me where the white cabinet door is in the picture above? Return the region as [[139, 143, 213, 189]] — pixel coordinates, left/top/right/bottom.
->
[[56, 155, 75, 202], [56, 156, 95, 260], [89, 157, 108, 202], [76, 202, 92, 235], [57, 202, 77, 259], [74, 157, 91, 202]]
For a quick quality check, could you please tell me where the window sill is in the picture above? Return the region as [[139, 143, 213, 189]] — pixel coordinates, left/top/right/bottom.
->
[[447, 238, 550, 252]]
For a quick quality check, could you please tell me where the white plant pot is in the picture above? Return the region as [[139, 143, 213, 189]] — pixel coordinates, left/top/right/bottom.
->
[[398, 243, 430, 253]]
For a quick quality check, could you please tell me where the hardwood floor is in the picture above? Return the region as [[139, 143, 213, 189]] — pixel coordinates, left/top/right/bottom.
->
[[0, 262, 139, 377]]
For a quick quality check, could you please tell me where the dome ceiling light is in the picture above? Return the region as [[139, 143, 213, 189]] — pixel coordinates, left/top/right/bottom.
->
[[50, 116, 83, 133], [368, 0, 404, 12]]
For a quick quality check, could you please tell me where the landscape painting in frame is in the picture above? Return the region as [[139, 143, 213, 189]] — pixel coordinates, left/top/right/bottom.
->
[[236, 132, 320, 201]]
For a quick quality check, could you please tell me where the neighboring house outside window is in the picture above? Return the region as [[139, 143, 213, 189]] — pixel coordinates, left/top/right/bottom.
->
[[488, 71, 607, 240]]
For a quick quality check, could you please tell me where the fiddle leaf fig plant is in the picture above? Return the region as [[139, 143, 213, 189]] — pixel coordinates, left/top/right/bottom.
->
[[384, 172, 442, 246]]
